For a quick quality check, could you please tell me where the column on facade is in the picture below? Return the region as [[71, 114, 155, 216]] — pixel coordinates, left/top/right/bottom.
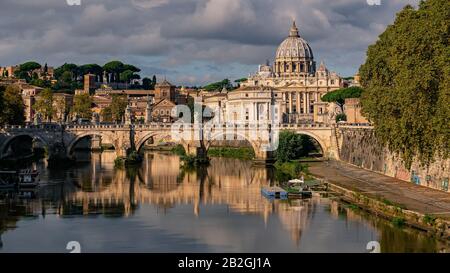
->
[[288, 92, 293, 114], [306, 92, 310, 114], [240, 102, 244, 123], [303, 92, 307, 114], [296, 92, 301, 114]]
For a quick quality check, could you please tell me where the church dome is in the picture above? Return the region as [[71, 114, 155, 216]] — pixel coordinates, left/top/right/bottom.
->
[[275, 21, 314, 60], [273, 21, 316, 76]]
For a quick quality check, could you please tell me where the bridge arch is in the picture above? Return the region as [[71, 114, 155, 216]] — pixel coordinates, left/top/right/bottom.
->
[[288, 130, 327, 156], [66, 133, 115, 157], [136, 132, 177, 152], [204, 131, 263, 159], [0, 133, 49, 159]]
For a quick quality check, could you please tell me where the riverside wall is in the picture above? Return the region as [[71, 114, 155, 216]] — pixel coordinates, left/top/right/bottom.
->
[[339, 128, 449, 193]]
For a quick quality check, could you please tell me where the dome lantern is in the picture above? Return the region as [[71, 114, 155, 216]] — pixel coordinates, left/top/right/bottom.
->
[[289, 20, 300, 37]]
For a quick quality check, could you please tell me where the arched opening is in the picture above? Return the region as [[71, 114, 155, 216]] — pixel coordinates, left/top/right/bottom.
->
[[68, 135, 115, 162], [136, 133, 178, 154], [205, 133, 257, 160], [296, 133, 323, 158], [1, 135, 47, 160], [276, 131, 325, 161]]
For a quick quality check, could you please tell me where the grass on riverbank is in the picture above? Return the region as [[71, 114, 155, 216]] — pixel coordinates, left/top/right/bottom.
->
[[208, 147, 255, 160], [274, 160, 311, 183]]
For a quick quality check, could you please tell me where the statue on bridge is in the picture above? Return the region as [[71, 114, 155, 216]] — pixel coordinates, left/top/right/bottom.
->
[[92, 112, 100, 125], [33, 112, 42, 126]]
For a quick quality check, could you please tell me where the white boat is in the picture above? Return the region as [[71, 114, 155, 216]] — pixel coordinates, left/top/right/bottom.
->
[[18, 169, 40, 188], [288, 178, 304, 185], [287, 176, 312, 197]]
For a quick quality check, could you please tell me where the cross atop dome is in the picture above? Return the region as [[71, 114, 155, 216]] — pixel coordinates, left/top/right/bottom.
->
[[289, 20, 300, 37]]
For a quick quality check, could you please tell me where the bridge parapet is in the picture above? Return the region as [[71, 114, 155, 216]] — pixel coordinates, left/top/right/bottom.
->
[[336, 122, 373, 129]]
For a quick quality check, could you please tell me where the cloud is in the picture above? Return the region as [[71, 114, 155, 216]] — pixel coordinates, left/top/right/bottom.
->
[[0, 0, 421, 85]]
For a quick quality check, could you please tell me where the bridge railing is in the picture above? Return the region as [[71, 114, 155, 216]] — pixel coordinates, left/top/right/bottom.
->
[[2, 124, 63, 131], [336, 122, 373, 129], [2, 121, 374, 132]]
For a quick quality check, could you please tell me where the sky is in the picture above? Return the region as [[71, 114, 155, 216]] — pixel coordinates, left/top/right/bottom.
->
[[0, 0, 420, 86]]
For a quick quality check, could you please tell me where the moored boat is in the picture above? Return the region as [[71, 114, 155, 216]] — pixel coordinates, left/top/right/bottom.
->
[[0, 169, 40, 190], [18, 169, 40, 189]]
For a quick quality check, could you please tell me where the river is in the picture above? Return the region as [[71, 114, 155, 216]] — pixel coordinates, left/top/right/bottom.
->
[[0, 151, 445, 253]]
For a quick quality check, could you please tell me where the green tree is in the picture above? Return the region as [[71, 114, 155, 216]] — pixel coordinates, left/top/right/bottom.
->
[[152, 75, 157, 88], [72, 93, 93, 119], [142, 77, 152, 90], [103, 61, 124, 83], [123, 64, 141, 73], [359, 0, 450, 167], [33, 88, 54, 122], [120, 70, 137, 86], [54, 63, 78, 81], [321, 86, 363, 112], [0, 85, 25, 125], [13, 61, 41, 82], [110, 94, 128, 122], [100, 106, 113, 122], [276, 131, 316, 162], [203, 79, 232, 91], [79, 64, 103, 81]]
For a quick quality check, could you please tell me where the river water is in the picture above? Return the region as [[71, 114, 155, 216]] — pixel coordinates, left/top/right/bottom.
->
[[0, 151, 445, 253]]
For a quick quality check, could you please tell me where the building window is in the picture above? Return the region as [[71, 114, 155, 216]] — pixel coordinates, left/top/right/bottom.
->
[[331, 80, 335, 85]]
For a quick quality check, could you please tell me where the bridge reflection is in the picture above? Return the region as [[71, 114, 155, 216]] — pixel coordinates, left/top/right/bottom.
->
[[1, 151, 328, 245], [0, 152, 444, 252]]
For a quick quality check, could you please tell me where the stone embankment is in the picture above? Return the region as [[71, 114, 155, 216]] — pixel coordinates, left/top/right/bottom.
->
[[309, 161, 450, 242]]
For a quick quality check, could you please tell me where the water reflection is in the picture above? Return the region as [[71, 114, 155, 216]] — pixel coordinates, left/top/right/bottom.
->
[[0, 151, 446, 253]]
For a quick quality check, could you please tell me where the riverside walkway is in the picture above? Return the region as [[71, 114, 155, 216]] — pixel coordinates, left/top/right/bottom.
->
[[309, 161, 450, 220]]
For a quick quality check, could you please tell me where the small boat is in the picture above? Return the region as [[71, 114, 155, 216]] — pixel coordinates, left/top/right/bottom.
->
[[261, 186, 288, 199], [287, 177, 312, 198], [0, 169, 40, 190], [18, 169, 40, 189]]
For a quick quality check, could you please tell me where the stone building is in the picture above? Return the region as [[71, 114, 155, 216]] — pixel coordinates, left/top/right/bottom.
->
[[52, 93, 74, 122], [152, 80, 177, 122], [18, 84, 43, 123], [205, 21, 343, 125], [154, 79, 176, 102], [344, 98, 369, 124]]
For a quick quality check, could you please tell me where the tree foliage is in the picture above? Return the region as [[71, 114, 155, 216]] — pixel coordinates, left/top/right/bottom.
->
[[33, 88, 54, 122], [72, 93, 93, 119], [359, 0, 450, 167], [100, 106, 113, 122], [14, 61, 42, 82], [276, 131, 317, 162], [110, 94, 128, 122], [321, 86, 363, 111], [203, 79, 232, 91], [0, 85, 25, 125]]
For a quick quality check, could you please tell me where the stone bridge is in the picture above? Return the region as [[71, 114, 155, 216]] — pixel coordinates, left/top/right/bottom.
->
[[0, 122, 350, 163]]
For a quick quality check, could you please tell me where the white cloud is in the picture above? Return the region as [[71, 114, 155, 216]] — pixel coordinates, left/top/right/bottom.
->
[[0, 0, 421, 85]]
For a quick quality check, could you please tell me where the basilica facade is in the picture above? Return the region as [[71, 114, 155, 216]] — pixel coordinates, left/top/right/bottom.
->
[[205, 21, 343, 125]]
